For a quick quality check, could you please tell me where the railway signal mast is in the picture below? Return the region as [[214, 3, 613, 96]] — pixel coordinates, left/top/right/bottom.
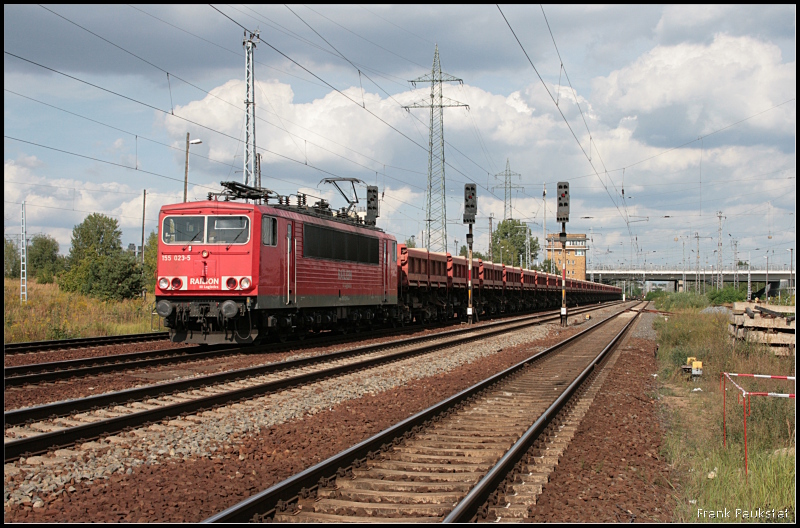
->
[[557, 182, 570, 326], [464, 184, 477, 324]]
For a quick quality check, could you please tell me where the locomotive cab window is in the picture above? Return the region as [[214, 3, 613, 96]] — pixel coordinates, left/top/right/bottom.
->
[[262, 216, 277, 246], [162, 216, 205, 244], [207, 216, 250, 244]]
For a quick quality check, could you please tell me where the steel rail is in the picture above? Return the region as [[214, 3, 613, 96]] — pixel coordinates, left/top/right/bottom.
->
[[4, 332, 169, 354], [4, 343, 234, 385], [444, 306, 641, 522], [202, 302, 637, 523]]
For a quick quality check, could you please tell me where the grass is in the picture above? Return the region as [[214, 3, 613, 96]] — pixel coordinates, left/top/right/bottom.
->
[[653, 293, 795, 522], [4, 278, 162, 343]]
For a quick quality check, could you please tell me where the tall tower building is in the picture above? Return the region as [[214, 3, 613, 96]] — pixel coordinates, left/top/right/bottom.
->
[[546, 232, 587, 281]]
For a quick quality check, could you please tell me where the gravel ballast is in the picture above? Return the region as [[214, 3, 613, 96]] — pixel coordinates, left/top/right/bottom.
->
[[4, 305, 624, 522]]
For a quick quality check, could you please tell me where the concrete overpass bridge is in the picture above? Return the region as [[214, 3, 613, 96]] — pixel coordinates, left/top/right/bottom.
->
[[586, 267, 794, 294]]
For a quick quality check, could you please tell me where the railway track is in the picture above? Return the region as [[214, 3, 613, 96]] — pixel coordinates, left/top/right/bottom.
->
[[3, 342, 238, 386], [4, 302, 620, 385], [4, 321, 467, 385], [206, 301, 646, 523], [4, 331, 170, 355], [3, 301, 623, 462]]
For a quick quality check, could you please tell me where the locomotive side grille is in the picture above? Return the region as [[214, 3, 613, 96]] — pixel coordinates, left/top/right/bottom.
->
[[303, 224, 379, 265]]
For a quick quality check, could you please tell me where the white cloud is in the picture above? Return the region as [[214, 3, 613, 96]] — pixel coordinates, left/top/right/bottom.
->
[[3, 154, 167, 252], [592, 34, 796, 135]]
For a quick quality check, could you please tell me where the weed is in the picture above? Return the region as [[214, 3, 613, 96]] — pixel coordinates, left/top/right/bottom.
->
[[5, 278, 157, 343], [654, 306, 795, 522]]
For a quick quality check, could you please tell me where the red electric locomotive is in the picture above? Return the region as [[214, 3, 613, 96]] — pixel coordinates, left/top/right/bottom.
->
[[155, 181, 398, 344]]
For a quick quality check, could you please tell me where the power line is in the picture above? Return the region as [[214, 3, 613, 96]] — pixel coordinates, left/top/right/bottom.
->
[[4, 200, 160, 224], [5, 88, 241, 172], [140, 4, 528, 222], [497, 6, 630, 237], [359, 5, 435, 46], [208, 4, 251, 32], [209, 3, 524, 222], [3, 51, 383, 191], [127, 4, 329, 89], [621, 98, 796, 172], [302, 5, 428, 70], [5, 135, 220, 191], [36, 6, 429, 187]]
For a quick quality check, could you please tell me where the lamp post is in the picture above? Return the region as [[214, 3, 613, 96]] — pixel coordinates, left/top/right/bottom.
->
[[764, 253, 770, 301], [788, 248, 794, 296], [184, 134, 202, 202]]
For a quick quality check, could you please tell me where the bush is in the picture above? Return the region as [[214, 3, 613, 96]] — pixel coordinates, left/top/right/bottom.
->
[[645, 290, 668, 302], [36, 268, 55, 284], [654, 292, 709, 311], [707, 285, 746, 305], [58, 252, 143, 301]]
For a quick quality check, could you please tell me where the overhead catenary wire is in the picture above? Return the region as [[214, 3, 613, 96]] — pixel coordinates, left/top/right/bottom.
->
[[3, 51, 406, 193], [497, 6, 630, 233], [256, 5, 533, 220], [100, 4, 535, 223], [38, 5, 431, 188]]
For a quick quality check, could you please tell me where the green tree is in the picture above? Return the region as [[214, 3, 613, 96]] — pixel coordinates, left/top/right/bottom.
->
[[143, 231, 159, 293], [94, 252, 144, 300], [59, 213, 143, 300], [707, 285, 746, 304], [58, 252, 143, 301], [536, 259, 556, 274], [458, 245, 486, 260], [68, 213, 122, 265], [4, 238, 20, 278], [27, 233, 64, 283], [405, 237, 416, 248], [490, 219, 539, 267]]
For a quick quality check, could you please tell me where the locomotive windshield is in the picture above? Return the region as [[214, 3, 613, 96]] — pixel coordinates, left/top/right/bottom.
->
[[207, 216, 250, 244], [162, 216, 205, 244], [161, 215, 250, 245]]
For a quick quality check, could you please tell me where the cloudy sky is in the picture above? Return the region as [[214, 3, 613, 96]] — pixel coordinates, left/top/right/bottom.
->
[[4, 4, 796, 273]]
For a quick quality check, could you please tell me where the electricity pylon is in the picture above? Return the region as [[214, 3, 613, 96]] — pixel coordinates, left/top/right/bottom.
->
[[404, 45, 468, 253], [492, 159, 523, 220]]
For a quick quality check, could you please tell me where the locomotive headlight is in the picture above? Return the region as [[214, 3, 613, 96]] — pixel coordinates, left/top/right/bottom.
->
[[240, 277, 251, 289], [171, 277, 183, 290], [226, 277, 238, 290], [202, 250, 208, 258], [158, 277, 169, 289]]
